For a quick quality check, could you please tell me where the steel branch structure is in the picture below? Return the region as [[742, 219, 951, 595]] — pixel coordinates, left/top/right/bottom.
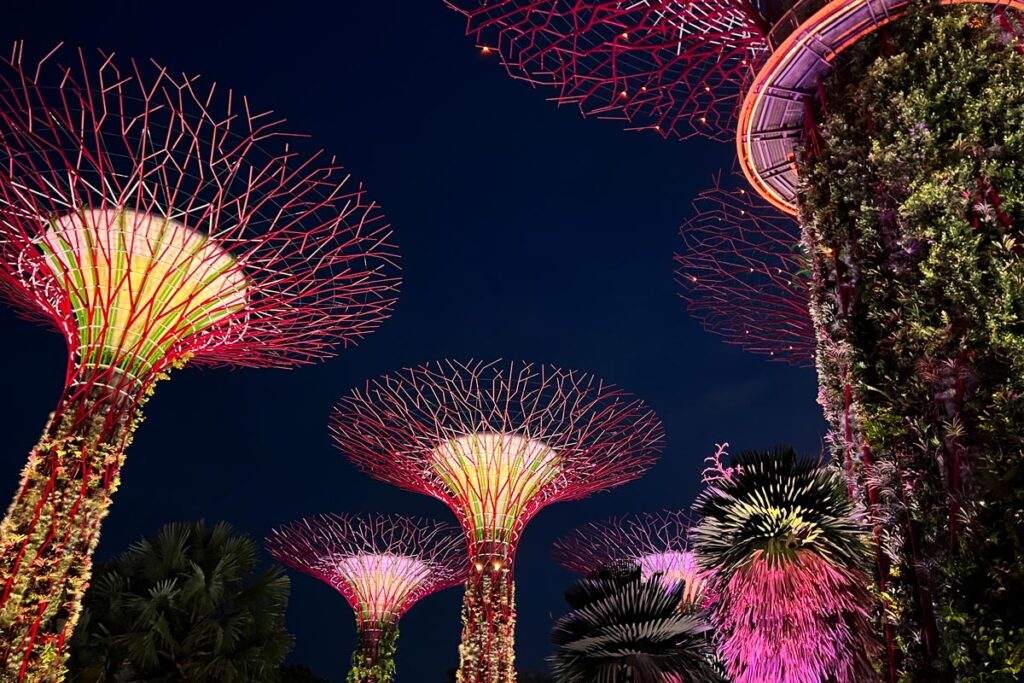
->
[[266, 514, 465, 683], [553, 510, 709, 607], [675, 176, 813, 365], [0, 43, 400, 679], [330, 359, 664, 683], [448, 0, 775, 140]]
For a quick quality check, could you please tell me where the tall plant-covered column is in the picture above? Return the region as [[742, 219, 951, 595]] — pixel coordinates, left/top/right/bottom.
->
[[0, 371, 144, 678], [350, 620, 400, 683], [799, 6, 1024, 678], [0, 44, 400, 679], [458, 564, 515, 682]]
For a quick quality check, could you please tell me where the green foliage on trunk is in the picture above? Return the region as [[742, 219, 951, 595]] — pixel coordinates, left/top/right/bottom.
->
[[347, 624, 398, 683], [799, 4, 1024, 679]]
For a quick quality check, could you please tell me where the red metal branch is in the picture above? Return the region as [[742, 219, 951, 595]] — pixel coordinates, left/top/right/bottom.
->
[[675, 175, 814, 366], [447, 0, 771, 141]]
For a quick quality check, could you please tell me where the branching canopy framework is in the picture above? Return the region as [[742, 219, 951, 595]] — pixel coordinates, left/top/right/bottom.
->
[[448, 0, 772, 140], [331, 359, 664, 563], [266, 514, 466, 625], [675, 176, 813, 366], [554, 510, 709, 605], [0, 42, 401, 394]]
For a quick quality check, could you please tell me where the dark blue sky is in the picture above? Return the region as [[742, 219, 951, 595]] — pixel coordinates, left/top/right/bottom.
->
[[1, 2, 824, 680]]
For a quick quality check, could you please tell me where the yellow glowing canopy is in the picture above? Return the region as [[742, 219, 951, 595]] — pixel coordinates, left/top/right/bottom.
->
[[38, 208, 248, 377], [430, 432, 560, 555]]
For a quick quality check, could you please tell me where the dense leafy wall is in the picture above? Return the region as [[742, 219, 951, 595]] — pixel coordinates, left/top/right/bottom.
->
[[799, 4, 1024, 680]]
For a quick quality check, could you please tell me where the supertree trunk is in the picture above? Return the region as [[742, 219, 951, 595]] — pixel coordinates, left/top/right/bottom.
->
[[799, 5, 1024, 678], [349, 620, 400, 683], [457, 566, 516, 683], [0, 368, 157, 679]]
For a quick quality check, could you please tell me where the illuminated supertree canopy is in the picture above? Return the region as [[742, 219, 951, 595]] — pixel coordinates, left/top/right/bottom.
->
[[693, 446, 877, 683], [330, 359, 664, 683], [0, 43, 399, 679], [675, 175, 813, 366], [447, 0, 776, 140], [266, 514, 465, 683], [553, 510, 709, 607]]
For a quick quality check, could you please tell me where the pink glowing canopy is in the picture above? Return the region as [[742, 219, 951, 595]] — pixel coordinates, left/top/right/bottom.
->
[[265, 514, 466, 624], [0, 42, 401, 383], [554, 510, 709, 605], [331, 360, 664, 563]]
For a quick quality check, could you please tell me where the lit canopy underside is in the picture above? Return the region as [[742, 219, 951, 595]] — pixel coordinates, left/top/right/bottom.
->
[[331, 553, 432, 623], [639, 551, 708, 606], [430, 432, 560, 558], [35, 208, 248, 378]]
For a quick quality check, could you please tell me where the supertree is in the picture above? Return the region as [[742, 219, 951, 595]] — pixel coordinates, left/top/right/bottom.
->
[[330, 359, 664, 683], [553, 510, 710, 608], [0, 43, 399, 678], [674, 174, 813, 366], [446, 0, 777, 141], [692, 445, 877, 683], [265, 514, 466, 683]]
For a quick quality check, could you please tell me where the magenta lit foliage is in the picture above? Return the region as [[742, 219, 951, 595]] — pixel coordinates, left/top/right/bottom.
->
[[676, 175, 815, 366], [447, 0, 772, 141], [717, 552, 875, 683], [695, 445, 878, 683]]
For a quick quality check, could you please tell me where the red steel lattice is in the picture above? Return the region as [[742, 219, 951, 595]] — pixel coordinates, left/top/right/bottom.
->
[[448, 0, 772, 140], [675, 175, 814, 366], [330, 359, 663, 564]]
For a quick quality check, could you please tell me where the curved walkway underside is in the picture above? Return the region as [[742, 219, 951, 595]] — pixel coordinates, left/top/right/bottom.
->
[[737, 0, 1024, 215]]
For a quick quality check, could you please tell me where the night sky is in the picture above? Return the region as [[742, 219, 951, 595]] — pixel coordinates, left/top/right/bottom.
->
[[1, 2, 824, 680]]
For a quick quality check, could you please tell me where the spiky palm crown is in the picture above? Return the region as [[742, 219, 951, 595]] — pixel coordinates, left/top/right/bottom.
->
[[549, 563, 723, 683], [693, 447, 867, 574]]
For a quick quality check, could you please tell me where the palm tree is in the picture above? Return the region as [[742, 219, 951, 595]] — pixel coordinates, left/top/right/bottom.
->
[[549, 563, 723, 683], [68, 521, 292, 682]]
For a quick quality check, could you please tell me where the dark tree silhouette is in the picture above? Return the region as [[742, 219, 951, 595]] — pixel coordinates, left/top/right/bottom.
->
[[549, 563, 722, 683], [280, 664, 330, 683], [68, 521, 292, 683]]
